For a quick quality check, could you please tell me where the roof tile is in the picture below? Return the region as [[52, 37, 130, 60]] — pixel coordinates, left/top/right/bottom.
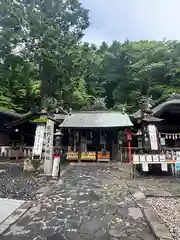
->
[[60, 111, 133, 128]]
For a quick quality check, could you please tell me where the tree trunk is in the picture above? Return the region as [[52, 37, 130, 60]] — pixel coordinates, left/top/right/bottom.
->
[[40, 62, 48, 111]]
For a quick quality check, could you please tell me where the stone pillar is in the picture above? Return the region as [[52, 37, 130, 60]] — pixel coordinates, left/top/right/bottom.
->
[[44, 120, 54, 174]]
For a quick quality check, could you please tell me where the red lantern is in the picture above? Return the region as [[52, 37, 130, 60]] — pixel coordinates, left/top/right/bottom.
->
[[126, 132, 132, 141]]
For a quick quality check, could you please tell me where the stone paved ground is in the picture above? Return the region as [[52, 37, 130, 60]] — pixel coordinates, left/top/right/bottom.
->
[[0, 164, 155, 240], [126, 175, 180, 197], [0, 162, 57, 200]]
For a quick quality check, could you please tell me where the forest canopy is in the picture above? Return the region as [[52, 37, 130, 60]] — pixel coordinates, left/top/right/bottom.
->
[[0, 0, 180, 113]]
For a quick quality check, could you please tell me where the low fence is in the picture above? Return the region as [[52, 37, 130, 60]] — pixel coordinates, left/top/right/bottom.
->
[[121, 147, 142, 162], [0, 146, 63, 160]]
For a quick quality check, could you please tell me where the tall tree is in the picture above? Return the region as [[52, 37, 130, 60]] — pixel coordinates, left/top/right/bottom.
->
[[0, 0, 89, 111]]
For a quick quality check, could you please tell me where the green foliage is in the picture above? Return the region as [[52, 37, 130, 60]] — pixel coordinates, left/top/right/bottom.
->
[[0, 0, 89, 112], [0, 2, 180, 114]]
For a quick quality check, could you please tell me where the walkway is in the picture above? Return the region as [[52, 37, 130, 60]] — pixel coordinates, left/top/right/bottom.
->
[[1, 164, 155, 240]]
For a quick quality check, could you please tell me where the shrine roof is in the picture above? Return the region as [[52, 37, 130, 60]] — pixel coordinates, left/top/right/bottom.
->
[[59, 111, 133, 128], [5, 111, 62, 128], [153, 99, 180, 117], [0, 110, 23, 119], [131, 99, 180, 120]]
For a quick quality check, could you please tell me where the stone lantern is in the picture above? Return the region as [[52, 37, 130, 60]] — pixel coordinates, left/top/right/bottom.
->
[[54, 131, 63, 147]]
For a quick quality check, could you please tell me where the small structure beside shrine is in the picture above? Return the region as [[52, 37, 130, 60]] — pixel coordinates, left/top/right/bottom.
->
[[0, 110, 23, 146], [131, 95, 180, 175], [5, 110, 66, 173], [0, 110, 27, 159]]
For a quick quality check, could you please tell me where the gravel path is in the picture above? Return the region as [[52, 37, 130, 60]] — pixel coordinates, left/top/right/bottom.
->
[[0, 162, 53, 200], [148, 197, 180, 240]]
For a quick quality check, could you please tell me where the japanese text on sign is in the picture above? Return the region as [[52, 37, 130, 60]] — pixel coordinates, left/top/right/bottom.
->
[[67, 152, 79, 160], [81, 152, 96, 160]]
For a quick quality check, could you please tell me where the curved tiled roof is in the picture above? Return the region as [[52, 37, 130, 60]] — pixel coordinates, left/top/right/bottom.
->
[[60, 111, 133, 128], [153, 99, 180, 117], [131, 99, 180, 119]]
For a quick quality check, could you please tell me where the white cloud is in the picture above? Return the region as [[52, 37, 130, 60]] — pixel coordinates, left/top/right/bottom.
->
[[80, 0, 180, 44]]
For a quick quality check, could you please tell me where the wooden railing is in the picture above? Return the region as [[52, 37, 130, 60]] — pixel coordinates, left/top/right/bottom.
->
[[0, 146, 33, 159], [0, 146, 63, 159]]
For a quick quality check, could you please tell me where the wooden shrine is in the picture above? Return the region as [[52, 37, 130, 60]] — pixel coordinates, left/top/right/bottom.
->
[[60, 110, 133, 163]]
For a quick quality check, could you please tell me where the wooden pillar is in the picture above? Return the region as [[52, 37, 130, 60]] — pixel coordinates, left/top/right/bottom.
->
[[73, 130, 76, 151], [94, 130, 100, 151], [117, 130, 121, 162], [68, 129, 72, 151], [80, 131, 87, 152]]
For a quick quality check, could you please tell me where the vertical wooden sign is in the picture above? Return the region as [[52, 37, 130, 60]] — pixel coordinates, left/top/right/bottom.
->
[[32, 124, 45, 159], [148, 125, 158, 150]]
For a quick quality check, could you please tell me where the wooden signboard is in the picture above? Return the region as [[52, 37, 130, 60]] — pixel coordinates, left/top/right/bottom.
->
[[67, 152, 79, 161], [98, 152, 110, 162], [142, 162, 149, 172], [133, 154, 139, 164], [176, 151, 180, 162], [139, 155, 146, 162], [32, 124, 45, 158], [148, 125, 158, 150], [81, 152, 96, 161], [146, 155, 152, 162], [159, 155, 166, 162], [152, 155, 159, 162]]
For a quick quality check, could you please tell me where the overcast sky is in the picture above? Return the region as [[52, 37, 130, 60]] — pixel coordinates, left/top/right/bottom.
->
[[80, 0, 180, 45]]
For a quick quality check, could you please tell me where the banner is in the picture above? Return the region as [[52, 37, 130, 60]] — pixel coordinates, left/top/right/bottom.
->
[[146, 155, 152, 162], [139, 155, 146, 162], [81, 152, 96, 160], [176, 151, 180, 162], [142, 162, 149, 172], [152, 155, 159, 162], [159, 155, 166, 162], [67, 152, 79, 160], [148, 125, 158, 150], [133, 154, 139, 164], [161, 163, 168, 172], [32, 124, 45, 157]]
